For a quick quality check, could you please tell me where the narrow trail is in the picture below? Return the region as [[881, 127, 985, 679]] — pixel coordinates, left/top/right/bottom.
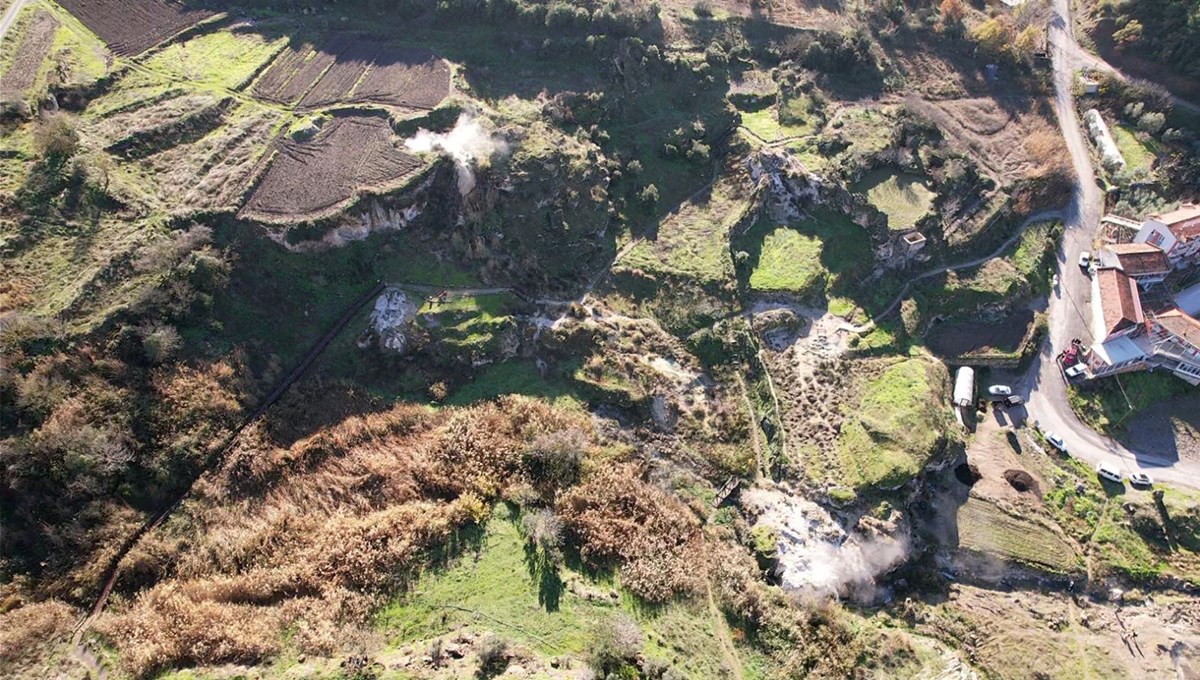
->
[[69, 281, 387, 671], [706, 583, 747, 680], [839, 208, 1064, 334]]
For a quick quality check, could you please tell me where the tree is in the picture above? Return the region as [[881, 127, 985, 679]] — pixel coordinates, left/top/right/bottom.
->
[[1013, 25, 1043, 62], [32, 114, 79, 167], [587, 614, 644, 676], [969, 16, 1016, 59], [939, 0, 965, 29], [1138, 111, 1166, 134], [639, 183, 660, 209], [1112, 19, 1143, 50]]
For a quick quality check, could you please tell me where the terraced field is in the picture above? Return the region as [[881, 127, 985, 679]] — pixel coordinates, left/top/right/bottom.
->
[[956, 497, 1081, 573], [54, 0, 214, 56], [252, 36, 450, 111], [240, 115, 426, 223]]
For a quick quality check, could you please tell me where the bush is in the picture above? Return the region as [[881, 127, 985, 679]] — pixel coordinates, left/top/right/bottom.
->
[[475, 635, 509, 679], [523, 428, 588, 498], [587, 613, 644, 676]]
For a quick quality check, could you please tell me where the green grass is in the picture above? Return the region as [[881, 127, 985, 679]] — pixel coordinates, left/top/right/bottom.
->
[[747, 227, 823, 294], [956, 498, 1081, 573], [620, 173, 750, 285], [141, 30, 288, 91], [1067, 371, 1190, 435], [376, 504, 738, 679], [738, 93, 817, 143], [836, 358, 947, 491], [48, 12, 109, 86], [1111, 124, 1157, 172], [853, 168, 935, 231], [913, 259, 1024, 318], [736, 208, 878, 307], [447, 360, 579, 406]]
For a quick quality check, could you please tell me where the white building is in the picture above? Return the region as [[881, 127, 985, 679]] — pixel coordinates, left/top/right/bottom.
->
[[1133, 202, 1200, 269]]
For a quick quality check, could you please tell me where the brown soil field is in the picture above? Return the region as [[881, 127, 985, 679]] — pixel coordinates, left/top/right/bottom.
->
[[0, 10, 58, 96], [926, 309, 1033, 358], [349, 46, 451, 109], [240, 115, 425, 223], [253, 36, 449, 110], [905, 95, 1068, 186], [299, 41, 377, 107], [252, 37, 345, 104], [56, 0, 215, 56]]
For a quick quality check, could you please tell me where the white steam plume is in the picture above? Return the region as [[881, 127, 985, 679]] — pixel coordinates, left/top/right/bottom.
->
[[744, 488, 908, 602], [404, 113, 508, 196]]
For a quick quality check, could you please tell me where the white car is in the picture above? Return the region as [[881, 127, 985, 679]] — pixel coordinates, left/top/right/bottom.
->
[[987, 385, 1012, 397], [1064, 364, 1088, 378], [1046, 433, 1067, 453], [1096, 463, 1123, 484], [1129, 472, 1153, 488], [1079, 251, 1091, 269]]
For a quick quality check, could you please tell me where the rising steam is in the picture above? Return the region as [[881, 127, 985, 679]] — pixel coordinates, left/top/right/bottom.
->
[[744, 488, 908, 602], [404, 113, 508, 196]]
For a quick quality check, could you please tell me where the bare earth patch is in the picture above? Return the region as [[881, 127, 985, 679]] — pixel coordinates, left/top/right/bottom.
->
[[56, 0, 214, 56], [240, 115, 426, 224], [0, 9, 58, 96]]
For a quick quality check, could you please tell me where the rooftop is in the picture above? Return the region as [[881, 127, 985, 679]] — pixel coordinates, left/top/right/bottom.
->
[[1101, 243, 1171, 276], [1153, 307, 1200, 350], [1151, 202, 1200, 240], [1096, 268, 1144, 338]]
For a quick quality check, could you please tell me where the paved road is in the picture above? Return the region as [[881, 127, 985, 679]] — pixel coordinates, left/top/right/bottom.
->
[[0, 0, 28, 45], [1017, 0, 1200, 490]]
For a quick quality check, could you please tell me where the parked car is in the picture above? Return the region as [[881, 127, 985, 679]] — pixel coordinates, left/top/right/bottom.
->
[[1078, 251, 1091, 269], [987, 385, 1013, 396], [1065, 363, 1089, 378], [1004, 395, 1025, 407], [1096, 462, 1123, 484], [1046, 433, 1067, 453], [1129, 472, 1153, 488]]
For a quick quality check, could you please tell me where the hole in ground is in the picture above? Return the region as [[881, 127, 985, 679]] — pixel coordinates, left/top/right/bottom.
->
[[1004, 469, 1039, 494], [955, 462, 981, 486]]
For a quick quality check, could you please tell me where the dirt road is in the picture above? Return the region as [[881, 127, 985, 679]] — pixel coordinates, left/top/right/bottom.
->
[[1017, 0, 1200, 490], [0, 0, 28, 44]]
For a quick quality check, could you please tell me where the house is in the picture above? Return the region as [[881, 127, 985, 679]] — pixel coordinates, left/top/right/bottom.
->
[[1087, 268, 1149, 377], [1093, 268, 1144, 341], [1097, 243, 1171, 287], [1133, 202, 1200, 268], [1144, 308, 1200, 385]]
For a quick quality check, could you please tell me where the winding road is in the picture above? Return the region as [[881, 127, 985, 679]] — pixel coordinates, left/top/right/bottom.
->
[[1017, 0, 1200, 489]]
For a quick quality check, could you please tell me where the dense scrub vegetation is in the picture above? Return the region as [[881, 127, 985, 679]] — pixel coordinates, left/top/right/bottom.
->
[[1094, 0, 1200, 78]]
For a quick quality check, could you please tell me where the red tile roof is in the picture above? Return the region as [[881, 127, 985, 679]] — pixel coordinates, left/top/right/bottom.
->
[[1096, 268, 1144, 338], [1154, 308, 1200, 350], [1104, 243, 1170, 276]]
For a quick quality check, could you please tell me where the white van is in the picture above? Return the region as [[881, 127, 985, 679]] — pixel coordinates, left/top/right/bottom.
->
[[1096, 463, 1122, 484]]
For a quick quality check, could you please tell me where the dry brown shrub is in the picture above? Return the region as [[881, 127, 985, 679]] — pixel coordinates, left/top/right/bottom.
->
[[0, 600, 77, 671], [97, 397, 591, 676], [95, 584, 282, 679], [557, 464, 704, 602], [152, 360, 243, 455], [420, 396, 591, 496]]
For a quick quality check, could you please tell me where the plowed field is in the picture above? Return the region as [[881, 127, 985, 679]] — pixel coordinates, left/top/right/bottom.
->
[[253, 36, 449, 110], [240, 115, 425, 223], [57, 0, 214, 56]]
